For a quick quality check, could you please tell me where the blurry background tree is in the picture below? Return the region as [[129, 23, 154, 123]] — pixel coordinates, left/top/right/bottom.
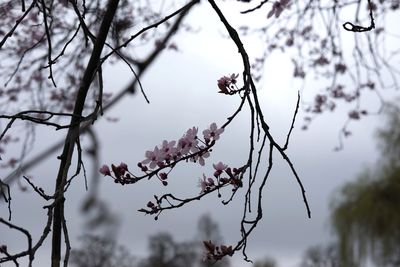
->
[[69, 211, 287, 267], [70, 234, 138, 267], [70, 213, 233, 267], [252, 257, 277, 267], [137, 232, 197, 267], [0, 0, 399, 266], [197, 213, 230, 267], [299, 243, 340, 267], [330, 103, 400, 267]]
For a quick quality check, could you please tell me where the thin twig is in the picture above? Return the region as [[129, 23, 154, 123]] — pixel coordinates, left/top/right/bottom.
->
[[283, 91, 300, 150]]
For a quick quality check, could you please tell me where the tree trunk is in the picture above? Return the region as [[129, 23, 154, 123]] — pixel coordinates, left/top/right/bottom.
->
[[51, 1, 120, 266]]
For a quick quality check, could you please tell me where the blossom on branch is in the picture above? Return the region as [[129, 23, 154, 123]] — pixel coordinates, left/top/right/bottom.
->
[[217, 73, 239, 94], [160, 140, 177, 163], [178, 127, 199, 155], [99, 165, 111, 176], [101, 123, 224, 186], [203, 240, 233, 261], [203, 122, 224, 143], [190, 145, 210, 166], [213, 161, 227, 177], [198, 174, 215, 193], [142, 146, 162, 169], [99, 163, 137, 185]]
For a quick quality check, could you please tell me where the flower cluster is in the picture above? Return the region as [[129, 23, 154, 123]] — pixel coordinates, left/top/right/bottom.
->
[[203, 240, 234, 261], [143, 200, 159, 216], [137, 162, 244, 221], [100, 123, 224, 186], [99, 162, 137, 185], [198, 162, 243, 194], [217, 74, 239, 95], [140, 123, 224, 170]]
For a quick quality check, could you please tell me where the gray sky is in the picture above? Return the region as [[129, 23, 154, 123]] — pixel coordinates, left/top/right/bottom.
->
[[0, 1, 391, 267]]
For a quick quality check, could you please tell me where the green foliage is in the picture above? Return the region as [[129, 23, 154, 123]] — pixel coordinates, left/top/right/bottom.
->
[[377, 105, 400, 165], [330, 105, 400, 266]]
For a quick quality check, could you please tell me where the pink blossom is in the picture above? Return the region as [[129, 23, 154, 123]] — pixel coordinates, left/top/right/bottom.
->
[[203, 123, 224, 141], [198, 151, 210, 166], [178, 127, 198, 155], [217, 74, 238, 94], [160, 140, 176, 161], [198, 175, 208, 193], [119, 162, 128, 172], [213, 162, 227, 172], [198, 174, 215, 194], [142, 146, 162, 169], [217, 76, 231, 94], [190, 146, 210, 166], [267, 0, 291, 19], [213, 161, 227, 177], [99, 165, 111, 176], [186, 127, 198, 138]]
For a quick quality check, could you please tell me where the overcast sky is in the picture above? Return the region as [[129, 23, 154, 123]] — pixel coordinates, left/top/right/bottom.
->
[[0, 1, 392, 267]]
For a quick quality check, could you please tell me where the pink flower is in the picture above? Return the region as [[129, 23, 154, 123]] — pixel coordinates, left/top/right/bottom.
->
[[203, 123, 224, 141], [198, 150, 210, 166], [160, 140, 176, 161], [267, 0, 291, 19], [99, 165, 111, 176], [198, 174, 215, 194], [119, 162, 128, 172], [217, 74, 238, 94], [217, 77, 231, 94], [198, 175, 208, 193], [213, 162, 227, 171], [142, 146, 162, 169], [186, 127, 198, 138], [178, 127, 199, 155], [213, 162, 228, 177], [190, 146, 210, 166]]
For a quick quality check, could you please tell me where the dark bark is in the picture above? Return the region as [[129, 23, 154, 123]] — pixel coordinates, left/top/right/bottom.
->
[[51, 0, 120, 266]]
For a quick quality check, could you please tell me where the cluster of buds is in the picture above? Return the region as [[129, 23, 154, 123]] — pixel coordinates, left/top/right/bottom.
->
[[137, 162, 244, 220], [140, 200, 159, 216], [198, 162, 243, 194], [99, 162, 138, 185], [203, 240, 234, 261]]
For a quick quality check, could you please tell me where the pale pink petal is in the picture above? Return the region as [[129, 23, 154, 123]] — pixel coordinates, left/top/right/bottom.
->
[[99, 165, 111, 176]]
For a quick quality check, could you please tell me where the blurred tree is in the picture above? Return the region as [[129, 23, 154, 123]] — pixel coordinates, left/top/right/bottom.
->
[[197, 213, 230, 267], [299, 243, 340, 267], [253, 257, 277, 267], [70, 234, 137, 267], [197, 213, 224, 244], [331, 104, 400, 266], [71, 212, 234, 267], [138, 232, 197, 267]]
